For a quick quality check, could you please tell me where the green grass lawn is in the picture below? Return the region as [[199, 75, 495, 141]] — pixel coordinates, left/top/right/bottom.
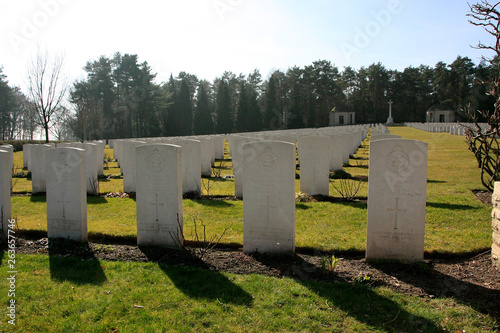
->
[[2, 127, 498, 332], [0, 254, 496, 332]]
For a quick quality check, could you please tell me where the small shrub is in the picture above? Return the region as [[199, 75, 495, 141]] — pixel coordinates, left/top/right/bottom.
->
[[331, 178, 364, 201]]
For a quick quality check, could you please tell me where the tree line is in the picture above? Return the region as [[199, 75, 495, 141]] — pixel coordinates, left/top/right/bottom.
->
[[0, 53, 496, 142]]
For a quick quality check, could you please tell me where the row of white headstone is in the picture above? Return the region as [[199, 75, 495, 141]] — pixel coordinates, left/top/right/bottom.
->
[[405, 122, 489, 136], [109, 125, 370, 199], [13, 124, 429, 262], [24, 141, 106, 195]]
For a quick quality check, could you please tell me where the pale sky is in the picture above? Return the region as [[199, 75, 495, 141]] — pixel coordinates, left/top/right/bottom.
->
[[0, 0, 494, 90]]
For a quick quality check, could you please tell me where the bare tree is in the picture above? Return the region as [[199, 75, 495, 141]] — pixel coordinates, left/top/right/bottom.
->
[[26, 48, 68, 143], [463, 1, 500, 191]]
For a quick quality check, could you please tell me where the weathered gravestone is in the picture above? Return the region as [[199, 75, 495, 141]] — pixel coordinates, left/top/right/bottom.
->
[[243, 141, 296, 254], [326, 135, 344, 172], [0, 145, 14, 193], [492, 182, 500, 271], [30, 144, 54, 193], [122, 140, 146, 192], [173, 139, 201, 195], [77, 143, 99, 195], [46, 147, 87, 241], [136, 144, 183, 248], [199, 138, 214, 177], [23, 144, 31, 169], [0, 151, 11, 236], [232, 137, 260, 198], [299, 136, 330, 196], [366, 139, 428, 261]]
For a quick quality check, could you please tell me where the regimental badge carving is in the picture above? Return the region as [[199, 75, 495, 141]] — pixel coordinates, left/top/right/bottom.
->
[[386, 144, 410, 173], [54, 151, 70, 173], [148, 148, 164, 173], [258, 146, 277, 171]]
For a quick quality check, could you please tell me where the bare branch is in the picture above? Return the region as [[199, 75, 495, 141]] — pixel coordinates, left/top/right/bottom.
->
[[25, 47, 69, 142]]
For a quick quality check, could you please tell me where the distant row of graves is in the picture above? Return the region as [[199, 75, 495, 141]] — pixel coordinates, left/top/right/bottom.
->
[[4, 123, 494, 264]]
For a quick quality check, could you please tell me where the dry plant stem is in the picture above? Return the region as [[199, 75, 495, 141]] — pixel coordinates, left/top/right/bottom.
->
[[331, 178, 363, 201], [190, 216, 232, 259]]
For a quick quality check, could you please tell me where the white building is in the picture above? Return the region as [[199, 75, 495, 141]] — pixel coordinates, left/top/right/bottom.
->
[[329, 108, 355, 126], [426, 104, 456, 123]]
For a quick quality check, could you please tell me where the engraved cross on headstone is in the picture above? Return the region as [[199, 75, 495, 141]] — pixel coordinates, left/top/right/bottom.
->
[[260, 195, 277, 224], [58, 192, 70, 219], [150, 194, 164, 222], [387, 197, 406, 230]]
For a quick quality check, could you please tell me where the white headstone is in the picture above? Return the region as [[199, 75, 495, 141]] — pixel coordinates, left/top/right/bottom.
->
[[299, 136, 330, 196], [366, 139, 428, 261], [327, 135, 345, 172], [30, 144, 53, 193], [23, 144, 32, 169], [95, 141, 105, 176], [232, 137, 259, 198], [243, 141, 296, 254], [79, 143, 99, 195], [174, 139, 202, 194], [0, 151, 11, 235], [46, 147, 87, 241], [122, 140, 146, 192], [136, 144, 184, 247], [199, 138, 213, 177]]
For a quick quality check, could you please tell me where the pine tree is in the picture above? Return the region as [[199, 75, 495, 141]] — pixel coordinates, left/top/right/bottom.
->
[[193, 84, 214, 135], [177, 79, 193, 135], [247, 88, 263, 132], [165, 74, 179, 136], [288, 82, 305, 129], [235, 82, 249, 133], [263, 75, 277, 129], [215, 80, 233, 134]]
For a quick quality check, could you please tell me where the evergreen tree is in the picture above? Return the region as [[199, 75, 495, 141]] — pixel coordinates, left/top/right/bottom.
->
[[247, 88, 263, 132], [288, 82, 305, 129], [165, 74, 179, 136], [215, 79, 233, 133], [235, 82, 249, 132], [263, 75, 277, 129], [177, 79, 193, 135], [193, 83, 214, 135]]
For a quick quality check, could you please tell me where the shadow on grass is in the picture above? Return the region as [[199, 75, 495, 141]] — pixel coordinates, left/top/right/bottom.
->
[[295, 203, 312, 210], [372, 260, 500, 320], [48, 239, 107, 285], [89, 232, 137, 245], [427, 179, 446, 184], [140, 246, 253, 306], [426, 202, 479, 210], [252, 255, 441, 332], [29, 195, 109, 205], [30, 194, 46, 203], [87, 196, 108, 205], [191, 198, 235, 208]]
